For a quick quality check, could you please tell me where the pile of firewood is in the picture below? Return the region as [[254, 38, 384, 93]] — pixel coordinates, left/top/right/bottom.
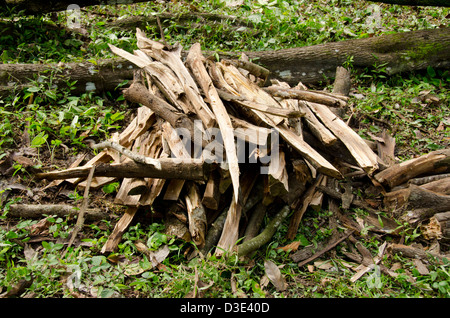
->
[[32, 29, 449, 261]]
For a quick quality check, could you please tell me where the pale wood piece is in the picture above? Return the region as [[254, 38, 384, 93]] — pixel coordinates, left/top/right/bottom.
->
[[215, 168, 259, 256], [306, 101, 379, 174], [263, 86, 347, 108], [186, 43, 241, 203], [184, 182, 208, 248], [267, 150, 289, 197], [101, 207, 139, 253], [286, 174, 325, 240], [376, 129, 396, 167], [297, 101, 337, 146], [135, 29, 216, 129], [375, 149, 450, 189], [202, 170, 221, 210]]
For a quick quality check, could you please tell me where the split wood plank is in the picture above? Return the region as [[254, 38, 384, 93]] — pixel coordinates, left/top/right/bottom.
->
[[186, 43, 241, 203], [135, 29, 216, 129], [216, 61, 341, 179], [306, 101, 379, 174], [263, 86, 347, 108], [101, 206, 139, 253], [297, 101, 337, 146], [215, 168, 259, 256]]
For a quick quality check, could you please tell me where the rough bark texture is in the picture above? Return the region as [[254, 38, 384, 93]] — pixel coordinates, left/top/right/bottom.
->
[[0, 58, 138, 97], [2, 28, 448, 98], [243, 27, 450, 86]]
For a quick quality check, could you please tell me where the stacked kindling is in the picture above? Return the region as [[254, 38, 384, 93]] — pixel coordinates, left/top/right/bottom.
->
[[38, 29, 450, 259]]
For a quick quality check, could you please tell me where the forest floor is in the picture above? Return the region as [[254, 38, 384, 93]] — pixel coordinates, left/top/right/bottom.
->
[[0, 0, 449, 300]]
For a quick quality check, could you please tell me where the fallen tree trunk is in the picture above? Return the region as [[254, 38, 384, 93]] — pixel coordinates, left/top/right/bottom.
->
[[243, 27, 450, 86], [2, 28, 449, 98], [0, 58, 138, 97], [2, 0, 157, 15], [7, 204, 109, 221]]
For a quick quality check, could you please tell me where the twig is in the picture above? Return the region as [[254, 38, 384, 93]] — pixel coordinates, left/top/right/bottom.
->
[[62, 165, 95, 258], [297, 230, 354, 267]]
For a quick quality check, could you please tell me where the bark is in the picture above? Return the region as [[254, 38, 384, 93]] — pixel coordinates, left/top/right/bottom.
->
[[422, 212, 450, 242], [243, 27, 450, 86], [237, 205, 290, 258], [0, 58, 138, 98], [375, 149, 450, 189], [2, 28, 449, 97], [2, 0, 157, 15], [384, 184, 450, 225], [35, 159, 212, 181], [7, 204, 109, 221]]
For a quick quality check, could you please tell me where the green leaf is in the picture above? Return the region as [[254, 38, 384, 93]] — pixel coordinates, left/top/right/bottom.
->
[[31, 131, 48, 148], [427, 66, 436, 78]]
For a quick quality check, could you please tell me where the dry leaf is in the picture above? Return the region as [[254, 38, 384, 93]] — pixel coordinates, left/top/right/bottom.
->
[[277, 241, 301, 253], [264, 260, 286, 291]]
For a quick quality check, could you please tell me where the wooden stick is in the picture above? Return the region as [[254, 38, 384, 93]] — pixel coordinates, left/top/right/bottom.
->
[[237, 205, 290, 258], [101, 207, 138, 253], [263, 86, 347, 108], [297, 230, 354, 267], [63, 165, 95, 257], [35, 159, 211, 181], [375, 149, 450, 189]]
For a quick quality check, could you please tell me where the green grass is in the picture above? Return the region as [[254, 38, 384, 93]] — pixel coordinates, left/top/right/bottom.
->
[[0, 0, 449, 298]]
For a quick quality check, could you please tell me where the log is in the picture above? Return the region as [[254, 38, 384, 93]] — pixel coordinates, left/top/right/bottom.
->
[[0, 58, 138, 98], [4, 28, 449, 97], [123, 80, 196, 139], [35, 158, 211, 181], [7, 204, 109, 221], [243, 27, 450, 86], [422, 212, 450, 242], [375, 149, 450, 189], [332, 66, 351, 97], [384, 184, 450, 225], [419, 177, 450, 195]]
